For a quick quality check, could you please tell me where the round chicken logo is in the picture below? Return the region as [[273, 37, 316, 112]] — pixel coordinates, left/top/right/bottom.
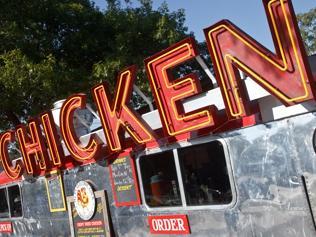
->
[[73, 181, 95, 220]]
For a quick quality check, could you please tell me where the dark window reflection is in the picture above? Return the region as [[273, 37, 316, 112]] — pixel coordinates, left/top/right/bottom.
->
[[8, 185, 22, 217], [178, 141, 232, 206], [139, 151, 181, 207], [0, 189, 9, 218]]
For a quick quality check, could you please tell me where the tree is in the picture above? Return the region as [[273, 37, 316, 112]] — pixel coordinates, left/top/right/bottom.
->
[[0, 0, 189, 130], [91, 0, 188, 91], [297, 8, 316, 55], [0, 50, 81, 129]]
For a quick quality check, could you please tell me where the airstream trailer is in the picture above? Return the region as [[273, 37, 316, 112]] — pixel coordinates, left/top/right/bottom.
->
[[0, 0, 316, 236]]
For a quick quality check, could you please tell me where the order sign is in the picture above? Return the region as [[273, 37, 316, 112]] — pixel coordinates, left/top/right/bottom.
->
[[0, 222, 12, 233], [73, 181, 96, 221], [148, 215, 190, 235]]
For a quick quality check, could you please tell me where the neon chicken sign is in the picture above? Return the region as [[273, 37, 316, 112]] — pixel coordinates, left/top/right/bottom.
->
[[0, 0, 314, 180]]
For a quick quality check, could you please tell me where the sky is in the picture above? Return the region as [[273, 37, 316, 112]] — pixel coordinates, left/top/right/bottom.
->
[[92, 0, 315, 51]]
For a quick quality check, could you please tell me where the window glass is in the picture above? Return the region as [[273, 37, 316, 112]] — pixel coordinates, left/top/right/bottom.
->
[[178, 141, 232, 206], [139, 150, 181, 207], [8, 185, 22, 217], [0, 189, 9, 218]]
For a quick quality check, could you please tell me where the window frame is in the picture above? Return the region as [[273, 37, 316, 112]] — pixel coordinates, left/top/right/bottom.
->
[[0, 183, 23, 220], [136, 137, 237, 212]]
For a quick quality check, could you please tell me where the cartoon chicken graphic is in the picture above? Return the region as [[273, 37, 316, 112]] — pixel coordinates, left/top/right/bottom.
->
[[74, 181, 96, 220], [77, 187, 89, 208]]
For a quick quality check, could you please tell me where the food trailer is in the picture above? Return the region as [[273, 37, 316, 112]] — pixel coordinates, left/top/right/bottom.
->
[[0, 0, 316, 236]]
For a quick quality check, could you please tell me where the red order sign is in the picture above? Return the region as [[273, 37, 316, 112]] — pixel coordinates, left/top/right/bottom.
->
[[0, 222, 12, 233], [148, 215, 190, 235]]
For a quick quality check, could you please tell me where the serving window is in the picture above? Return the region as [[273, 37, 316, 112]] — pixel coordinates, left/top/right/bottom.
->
[[0, 185, 22, 219], [138, 140, 234, 209], [139, 150, 181, 207]]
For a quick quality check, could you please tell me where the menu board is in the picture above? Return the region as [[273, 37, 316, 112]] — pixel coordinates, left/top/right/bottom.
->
[[67, 191, 111, 237], [72, 198, 105, 237], [45, 172, 66, 212], [109, 155, 141, 206]]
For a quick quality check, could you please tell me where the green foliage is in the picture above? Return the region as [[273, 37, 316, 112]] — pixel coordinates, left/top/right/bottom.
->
[[0, 50, 81, 129], [0, 0, 188, 130], [0, 50, 55, 128], [92, 0, 187, 92], [297, 8, 316, 55]]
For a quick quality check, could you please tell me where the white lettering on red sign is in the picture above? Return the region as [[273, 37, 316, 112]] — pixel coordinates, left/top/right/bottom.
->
[[76, 220, 103, 228], [0, 222, 12, 233], [148, 215, 190, 235]]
